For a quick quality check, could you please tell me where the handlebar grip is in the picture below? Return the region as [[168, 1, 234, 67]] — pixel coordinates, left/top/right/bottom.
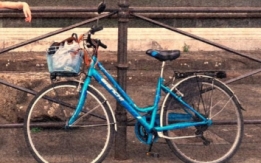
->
[[90, 25, 103, 34], [100, 43, 107, 49], [99, 41, 107, 49]]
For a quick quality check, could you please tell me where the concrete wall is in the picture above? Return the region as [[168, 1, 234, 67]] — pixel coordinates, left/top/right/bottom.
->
[[1, 28, 261, 52]]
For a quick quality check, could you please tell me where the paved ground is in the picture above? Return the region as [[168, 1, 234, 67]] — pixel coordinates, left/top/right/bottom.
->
[[0, 50, 261, 162]]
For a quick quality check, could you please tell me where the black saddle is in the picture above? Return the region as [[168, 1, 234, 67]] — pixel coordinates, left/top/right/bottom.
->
[[146, 49, 180, 61]]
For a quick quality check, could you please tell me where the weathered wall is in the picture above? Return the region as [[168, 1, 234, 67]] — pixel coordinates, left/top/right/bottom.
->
[[1, 28, 261, 52]]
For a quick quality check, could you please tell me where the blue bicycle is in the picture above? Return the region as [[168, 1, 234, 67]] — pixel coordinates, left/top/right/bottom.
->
[[24, 26, 244, 163]]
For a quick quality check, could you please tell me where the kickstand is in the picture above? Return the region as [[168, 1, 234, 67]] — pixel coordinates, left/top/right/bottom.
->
[[196, 130, 211, 146], [146, 143, 159, 158]]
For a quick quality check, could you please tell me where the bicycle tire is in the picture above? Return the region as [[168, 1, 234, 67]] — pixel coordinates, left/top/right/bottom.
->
[[24, 81, 115, 163], [161, 75, 243, 163]]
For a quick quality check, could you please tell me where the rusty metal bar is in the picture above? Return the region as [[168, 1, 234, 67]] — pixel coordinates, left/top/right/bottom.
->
[[225, 68, 261, 84], [3, 6, 261, 19], [130, 13, 261, 86], [0, 7, 117, 13], [130, 7, 261, 13], [128, 120, 261, 125], [0, 11, 117, 54], [114, 0, 129, 160], [3, 7, 261, 19], [0, 123, 23, 128], [0, 78, 76, 109], [2, 6, 261, 13], [131, 13, 261, 64], [0, 12, 100, 18], [4, 12, 261, 19], [126, 120, 261, 126], [138, 13, 261, 19], [0, 79, 37, 95], [1, 119, 260, 129], [0, 122, 64, 129]]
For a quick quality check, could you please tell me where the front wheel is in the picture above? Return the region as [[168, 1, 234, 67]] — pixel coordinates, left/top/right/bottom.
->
[[161, 75, 243, 163], [24, 81, 115, 163]]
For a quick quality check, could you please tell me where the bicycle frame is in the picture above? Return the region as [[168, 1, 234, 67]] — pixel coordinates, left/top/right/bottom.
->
[[68, 54, 212, 144]]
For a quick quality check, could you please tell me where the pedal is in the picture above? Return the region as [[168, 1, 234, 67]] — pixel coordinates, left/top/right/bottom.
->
[[146, 152, 160, 158]]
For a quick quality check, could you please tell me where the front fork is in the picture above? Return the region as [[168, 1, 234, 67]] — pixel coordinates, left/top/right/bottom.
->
[[67, 74, 91, 127]]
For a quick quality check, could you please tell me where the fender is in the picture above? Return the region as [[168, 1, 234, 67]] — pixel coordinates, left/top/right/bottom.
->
[[88, 84, 117, 131]]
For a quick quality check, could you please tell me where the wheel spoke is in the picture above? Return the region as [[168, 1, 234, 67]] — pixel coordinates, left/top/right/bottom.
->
[[24, 81, 114, 163], [162, 76, 243, 163]]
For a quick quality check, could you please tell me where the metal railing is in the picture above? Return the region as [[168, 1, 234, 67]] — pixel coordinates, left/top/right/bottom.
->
[[1, 3, 261, 160], [2, 6, 261, 18]]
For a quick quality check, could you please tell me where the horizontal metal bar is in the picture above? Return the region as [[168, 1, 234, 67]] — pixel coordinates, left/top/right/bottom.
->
[[0, 12, 99, 18], [138, 13, 261, 19], [3, 12, 261, 19], [0, 123, 23, 128], [0, 119, 260, 129], [2, 6, 261, 14], [0, 122, 65, 128], [0, 7, 118, 13], [213, 120, 261, 125], [130, 7, 261, 13]]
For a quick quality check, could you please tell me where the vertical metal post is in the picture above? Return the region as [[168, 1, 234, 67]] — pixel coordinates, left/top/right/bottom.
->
[[114, 0, 129, 160]]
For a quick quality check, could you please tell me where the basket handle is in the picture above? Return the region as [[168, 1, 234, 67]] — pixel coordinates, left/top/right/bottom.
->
[[60, 33, 79, 45]]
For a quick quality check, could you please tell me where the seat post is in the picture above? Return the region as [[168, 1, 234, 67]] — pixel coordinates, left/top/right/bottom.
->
[[160, 61, 166, 78]]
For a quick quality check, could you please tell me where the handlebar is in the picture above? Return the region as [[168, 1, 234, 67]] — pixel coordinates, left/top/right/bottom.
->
[[90, 25, 103, 34], [84, 25, 107, 49]]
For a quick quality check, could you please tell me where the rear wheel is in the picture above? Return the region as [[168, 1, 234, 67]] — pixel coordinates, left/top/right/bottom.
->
[[161, 75, 243, 163], [24, 81, 115, 163]]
